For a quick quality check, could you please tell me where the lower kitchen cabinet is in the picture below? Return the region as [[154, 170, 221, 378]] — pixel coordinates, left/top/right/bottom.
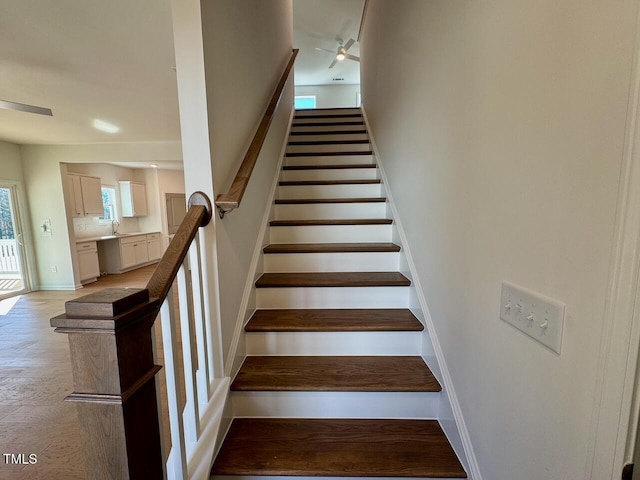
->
[[98, 232, 161, 273], [76, 241, 100, 284]]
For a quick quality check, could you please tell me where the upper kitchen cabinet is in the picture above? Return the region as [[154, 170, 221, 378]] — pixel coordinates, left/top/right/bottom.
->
[[119, 181, 148, 217], [69, 174, 103, 217]]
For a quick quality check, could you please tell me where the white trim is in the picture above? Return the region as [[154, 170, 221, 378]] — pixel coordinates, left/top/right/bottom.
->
[[224, 106, 295, 378], [586, 6, 640, 479], [361, 107, 481, 480], [186, 377, 230, 480], [37, 284, 79, 291]]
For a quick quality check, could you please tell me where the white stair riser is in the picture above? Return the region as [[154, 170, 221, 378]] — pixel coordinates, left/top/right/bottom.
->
[[280, 168, 379, 182], [269, 224, 392, 243], [286, 143, 371, 154], [256, 286, 410, 309], [284, 155, 373, 166], [290, 124, 366, 133], [293, 117, 364, 125], [273, 203, 387, 220], [295, 108, 361, 117], [264, 252, 399, 272], [245, 331, 420, 355], [278, 183, 382, 199], [290, 133, 369, 142], [231, 391, 438, 419]]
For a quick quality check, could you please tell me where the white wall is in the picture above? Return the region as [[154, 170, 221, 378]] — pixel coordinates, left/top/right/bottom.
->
[[295, 84, 360, 108], [360, 1, 638, 479], [199, 0, 294, 363]]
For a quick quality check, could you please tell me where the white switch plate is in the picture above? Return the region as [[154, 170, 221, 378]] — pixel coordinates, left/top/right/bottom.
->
[[500, 281, 565, 354]]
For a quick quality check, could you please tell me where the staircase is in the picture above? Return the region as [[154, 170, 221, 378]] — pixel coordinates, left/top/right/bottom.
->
[[211, 108, 467, 478]]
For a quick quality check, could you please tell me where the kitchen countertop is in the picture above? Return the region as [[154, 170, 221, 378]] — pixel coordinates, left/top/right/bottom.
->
[[75, 232, 159, 243]]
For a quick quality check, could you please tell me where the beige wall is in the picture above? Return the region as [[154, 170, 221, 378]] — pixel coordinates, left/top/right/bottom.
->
[[360, 1, 638, 479], [295, 84, 360, 108], [0, 141, 23, 181], [20, 151, 76, 289], [198, 0, 294, 363]]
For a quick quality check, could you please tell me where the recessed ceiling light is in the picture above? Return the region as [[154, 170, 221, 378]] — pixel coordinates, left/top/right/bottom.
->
[[93, 119, 120, 133]]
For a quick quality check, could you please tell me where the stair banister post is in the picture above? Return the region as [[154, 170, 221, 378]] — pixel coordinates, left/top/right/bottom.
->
[[50, 288, 164, 480]]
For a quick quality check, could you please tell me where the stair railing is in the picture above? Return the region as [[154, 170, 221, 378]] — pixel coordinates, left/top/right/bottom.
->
[[51, 191, 222, 480], [214, 48, 298, 219]]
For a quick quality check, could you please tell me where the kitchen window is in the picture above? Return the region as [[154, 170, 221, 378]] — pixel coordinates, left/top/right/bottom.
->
[[100, 186, 118, 222]]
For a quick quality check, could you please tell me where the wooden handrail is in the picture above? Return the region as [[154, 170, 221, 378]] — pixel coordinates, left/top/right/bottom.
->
[[215, 48, 299, 218], [50, 191, 213, 479], [147, 191, 212, 300]]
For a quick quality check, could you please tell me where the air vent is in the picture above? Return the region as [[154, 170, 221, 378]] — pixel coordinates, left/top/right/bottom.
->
[[332, 78, 344, 81]]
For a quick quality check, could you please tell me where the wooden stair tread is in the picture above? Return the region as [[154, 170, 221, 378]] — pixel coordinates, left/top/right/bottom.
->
[[293, 113, 363, 119], [263, 242, 400, 253], [246, 308, 423, 332], [256, 272, 410, 288], [290, 121, 365, 127], [269, 218, 393, 226], [231, 356, 440, 392], [289, 129, 367, 136], [282, 163, 376, 170], [286, 150, 373, 157], [279, 179, 381, 186], [275, 197, 386, 204], [296, 107, 362, 112], [212, 418, 467, 477], [288, 139, 370, 145]]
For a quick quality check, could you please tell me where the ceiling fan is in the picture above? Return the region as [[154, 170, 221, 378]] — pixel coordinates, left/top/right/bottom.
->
[[0, 99, 52, 116], [315, 38, 360, 69]]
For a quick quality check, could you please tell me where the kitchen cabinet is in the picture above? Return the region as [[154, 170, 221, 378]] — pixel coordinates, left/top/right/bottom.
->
[[119, 181, 148, 217], [147, 233, 162, 261], [97, 232, 161, 273], [76, 241, 99, 284], [69, 174, 103, 217]]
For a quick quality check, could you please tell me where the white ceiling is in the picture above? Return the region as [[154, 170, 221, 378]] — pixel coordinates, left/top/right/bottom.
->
[[293, 0, 365, 86], [0, 0, 180, 145], [0, 0, 364, 147]]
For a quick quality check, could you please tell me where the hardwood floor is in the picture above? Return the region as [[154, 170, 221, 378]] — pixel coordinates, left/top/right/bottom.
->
[[0, 265, 155, 480]]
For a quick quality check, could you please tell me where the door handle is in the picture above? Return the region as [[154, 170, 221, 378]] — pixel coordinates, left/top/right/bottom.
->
[[16, 233, 23, 246]]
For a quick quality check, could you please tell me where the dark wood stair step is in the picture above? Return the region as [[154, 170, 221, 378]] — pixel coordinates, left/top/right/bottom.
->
[[231, 356, 440, 392], [294, 113, 363, 119], [275, 197, 386, 204], [288, 139, 370, 146], [269, 218, 393, 226], [291, 121, 365, 127], [289, 129, 367, 136], [246, 308, 423, 332], [296, 107, 362, 112], [255, 272, 410, 288], [263, 242, 400, 253], [286, 150, 372, 157], [212, 418, 467, 477], [279, 179, 381, 186], [282, 162, 376, 170]]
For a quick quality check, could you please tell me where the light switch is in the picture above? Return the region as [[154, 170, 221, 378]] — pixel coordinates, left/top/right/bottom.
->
[[500, 281, 565, 354]]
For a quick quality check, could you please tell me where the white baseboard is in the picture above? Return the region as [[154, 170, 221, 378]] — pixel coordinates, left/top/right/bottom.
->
[[361, 107, 482, 480], [37, 284, 79, 291]]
